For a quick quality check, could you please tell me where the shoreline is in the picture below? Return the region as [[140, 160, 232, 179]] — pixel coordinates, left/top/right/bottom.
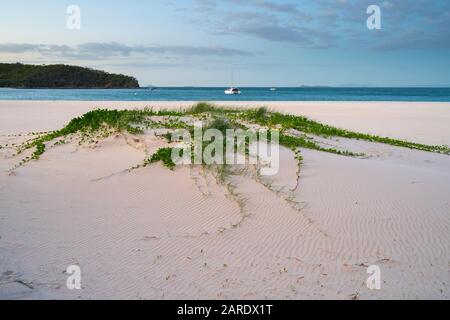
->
[[1, 100, 450, 103]]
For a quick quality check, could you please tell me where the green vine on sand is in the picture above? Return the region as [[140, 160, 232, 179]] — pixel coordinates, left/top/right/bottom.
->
[[145, 147, 179, 170], [9, 103, 449, 173]]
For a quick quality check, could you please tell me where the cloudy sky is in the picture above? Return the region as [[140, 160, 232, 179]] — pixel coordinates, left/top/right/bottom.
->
[[1, 0, 449, 86]]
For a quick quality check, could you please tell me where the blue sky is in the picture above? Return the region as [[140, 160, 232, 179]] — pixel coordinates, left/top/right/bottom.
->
[[0, 0, 449, 86]]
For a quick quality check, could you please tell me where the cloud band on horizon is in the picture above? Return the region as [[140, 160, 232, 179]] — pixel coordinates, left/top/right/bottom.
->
[[0, 42, 254, 60]]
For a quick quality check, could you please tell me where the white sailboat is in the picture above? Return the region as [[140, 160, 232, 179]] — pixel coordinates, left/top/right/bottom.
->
[[225, 71, 241, 95], [225, 87, 241, 95]]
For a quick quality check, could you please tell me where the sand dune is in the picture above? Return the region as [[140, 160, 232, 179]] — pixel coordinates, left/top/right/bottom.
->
[[0, 101, 449, 299]]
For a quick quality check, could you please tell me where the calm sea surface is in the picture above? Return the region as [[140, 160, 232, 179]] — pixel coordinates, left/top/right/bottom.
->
[[0, 87, 449, 102]]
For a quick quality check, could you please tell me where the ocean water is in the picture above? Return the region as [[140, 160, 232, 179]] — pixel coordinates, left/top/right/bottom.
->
[[0, 87, 449, 102]]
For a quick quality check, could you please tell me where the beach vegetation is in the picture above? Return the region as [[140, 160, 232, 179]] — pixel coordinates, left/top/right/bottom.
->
[[146, 147, 179, 170], [11, 104, 449, 172], [240, 110, 449, 154], [186, 102, 238, 115]]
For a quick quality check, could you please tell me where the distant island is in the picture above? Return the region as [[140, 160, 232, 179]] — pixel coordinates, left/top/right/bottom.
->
[[0, 63, 139, 89]]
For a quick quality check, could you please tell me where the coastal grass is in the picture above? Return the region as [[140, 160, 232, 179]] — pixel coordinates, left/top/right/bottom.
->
[[185, 102, 238, 115], [7, 102, 447, 228], [146, 147, 178, 170], [17, 108, 184, 160], [279, 133, 363, 157], [13, 102, 449, 167], [240, 108, 449, 155]]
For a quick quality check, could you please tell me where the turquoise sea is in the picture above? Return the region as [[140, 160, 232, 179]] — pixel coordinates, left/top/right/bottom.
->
[[0, 87, 449, 102]]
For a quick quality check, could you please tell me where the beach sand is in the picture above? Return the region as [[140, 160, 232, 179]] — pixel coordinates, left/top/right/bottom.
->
[[0, 101, 449, 299]]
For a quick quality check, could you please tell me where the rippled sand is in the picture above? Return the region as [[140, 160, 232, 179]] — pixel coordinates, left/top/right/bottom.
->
[[0, 101, 449, 299]]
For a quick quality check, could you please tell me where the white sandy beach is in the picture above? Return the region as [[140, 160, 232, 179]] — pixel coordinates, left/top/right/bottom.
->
[[0, 100, 449, 300]]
